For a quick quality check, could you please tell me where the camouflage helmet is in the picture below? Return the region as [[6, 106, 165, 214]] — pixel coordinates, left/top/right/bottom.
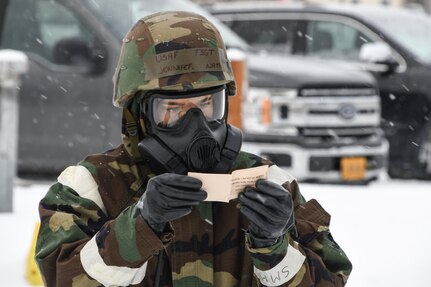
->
[[112, 11, 236, 108]]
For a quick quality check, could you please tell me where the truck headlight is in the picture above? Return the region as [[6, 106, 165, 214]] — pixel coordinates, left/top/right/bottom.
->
[[246, 87, 297, 125]]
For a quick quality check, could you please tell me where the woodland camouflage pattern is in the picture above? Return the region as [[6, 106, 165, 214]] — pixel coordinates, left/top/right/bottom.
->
[[36, 147, 352, 286], [36, 11, 352, 287], [112, 11, 236, 108]]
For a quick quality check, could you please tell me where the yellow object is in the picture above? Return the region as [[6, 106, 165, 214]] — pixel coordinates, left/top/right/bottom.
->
[[26, 222, 43, 286], [341, 157, 367, 181]]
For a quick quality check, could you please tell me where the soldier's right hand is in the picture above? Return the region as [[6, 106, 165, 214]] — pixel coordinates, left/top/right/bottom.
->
[[137, 173, 207, 233]]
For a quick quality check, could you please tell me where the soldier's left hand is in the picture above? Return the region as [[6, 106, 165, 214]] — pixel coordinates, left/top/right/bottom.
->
[[239, 179, 294, 248]]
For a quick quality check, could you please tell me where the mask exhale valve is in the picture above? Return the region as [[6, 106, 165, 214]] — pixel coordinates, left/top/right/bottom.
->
[[187, 133, 221, 171]]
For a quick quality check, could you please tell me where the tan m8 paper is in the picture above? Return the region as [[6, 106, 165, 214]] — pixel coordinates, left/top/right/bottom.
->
[[188, 165, 269, 202]]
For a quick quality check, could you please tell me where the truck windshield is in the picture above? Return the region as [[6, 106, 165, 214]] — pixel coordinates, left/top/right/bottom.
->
[[84, 0, 248, 50], [365, 11, 431, 64]]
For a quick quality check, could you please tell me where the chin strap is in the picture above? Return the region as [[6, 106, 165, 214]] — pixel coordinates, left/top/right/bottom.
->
[[123, 108, 141, 159]]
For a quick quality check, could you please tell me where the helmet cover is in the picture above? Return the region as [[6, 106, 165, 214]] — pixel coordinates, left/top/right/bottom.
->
[[113, 11, 236, 108]]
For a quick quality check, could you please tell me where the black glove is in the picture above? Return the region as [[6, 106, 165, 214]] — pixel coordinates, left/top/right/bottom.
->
[[239, 179, 294, 248], [137, 173, 207, 233]]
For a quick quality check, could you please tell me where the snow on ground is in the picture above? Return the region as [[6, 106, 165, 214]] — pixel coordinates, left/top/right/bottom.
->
[[1, 177, 430, 286]]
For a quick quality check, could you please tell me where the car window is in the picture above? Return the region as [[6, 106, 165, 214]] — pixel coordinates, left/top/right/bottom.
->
[[229, 20, 299, 54], [305, 20, 372, 61], [363, 11, 431, 63], [0, 0, 94, 65]]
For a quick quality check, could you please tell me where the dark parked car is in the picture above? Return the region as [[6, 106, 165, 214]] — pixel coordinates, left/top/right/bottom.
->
[[208, 2, 431, 179], [0, 0, 247, 177]]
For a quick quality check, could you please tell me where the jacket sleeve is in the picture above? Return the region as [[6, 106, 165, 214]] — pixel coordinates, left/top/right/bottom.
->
[[246, 167, 352, 287], [35, 165, 173, 287]]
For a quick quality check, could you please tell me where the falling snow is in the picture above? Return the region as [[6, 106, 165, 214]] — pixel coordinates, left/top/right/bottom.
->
[[401, 84, 410, 92]]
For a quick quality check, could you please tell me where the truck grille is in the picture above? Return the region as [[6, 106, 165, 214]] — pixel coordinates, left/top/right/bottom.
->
[[300, 127, 378, 138], [269, 87, 381, 129], [261, 87, 383, 146], [298, 126, 381, 145], [300, 88, 377, 97]]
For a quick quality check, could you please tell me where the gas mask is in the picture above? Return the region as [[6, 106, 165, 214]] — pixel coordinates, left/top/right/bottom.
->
[[138, 86, 242, 174]]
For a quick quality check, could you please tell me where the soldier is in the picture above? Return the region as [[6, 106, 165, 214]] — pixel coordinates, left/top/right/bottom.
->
[[35, 11, 352, 286]]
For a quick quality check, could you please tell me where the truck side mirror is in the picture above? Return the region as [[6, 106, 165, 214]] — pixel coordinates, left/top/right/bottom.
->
[[52, 37, 107, 74], [359, 42, 399, 74]]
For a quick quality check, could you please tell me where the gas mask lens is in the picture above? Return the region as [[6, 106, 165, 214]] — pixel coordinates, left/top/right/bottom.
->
[[152, 88, 226, 128]]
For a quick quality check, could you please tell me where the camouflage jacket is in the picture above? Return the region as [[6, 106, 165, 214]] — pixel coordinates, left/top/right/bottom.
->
[[36, 145, 352, 286]]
